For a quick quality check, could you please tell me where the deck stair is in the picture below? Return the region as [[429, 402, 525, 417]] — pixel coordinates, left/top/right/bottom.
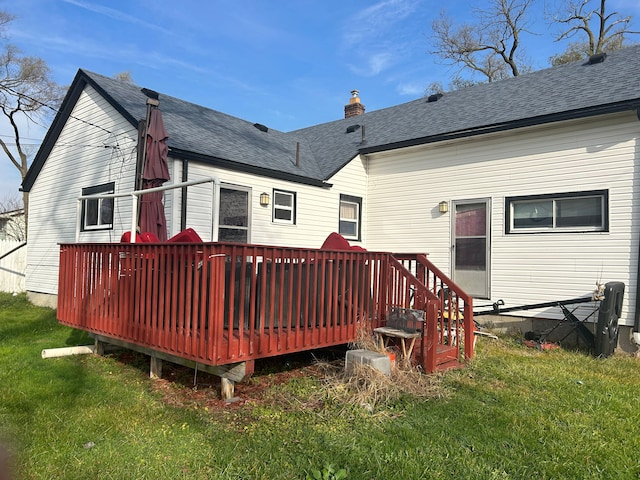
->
[[386, 253, 474, 372]]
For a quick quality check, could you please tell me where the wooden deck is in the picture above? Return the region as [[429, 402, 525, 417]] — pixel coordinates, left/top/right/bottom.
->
[[57, 242, 474, 393]]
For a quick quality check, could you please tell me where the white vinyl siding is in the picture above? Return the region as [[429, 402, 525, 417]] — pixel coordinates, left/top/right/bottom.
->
[[185, 156, 368, 248], [365, 112, 638, 326], [26, 85, 148, 295]]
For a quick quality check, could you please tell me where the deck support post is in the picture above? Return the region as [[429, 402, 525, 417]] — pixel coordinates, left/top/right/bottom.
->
[[150, 356, 163, 379], [94, 338, 105, 356], [90, 335, 255, 401], [220, 377, 235, 400]]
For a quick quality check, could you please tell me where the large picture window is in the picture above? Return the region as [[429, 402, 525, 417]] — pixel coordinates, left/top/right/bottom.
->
[[506, 190, 608, 233], [82, 182, 114, 231], [339, 194, 361, 241], [272, 189, 296, 224]]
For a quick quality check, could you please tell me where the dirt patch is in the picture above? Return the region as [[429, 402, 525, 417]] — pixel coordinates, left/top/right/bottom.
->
[[110, 347, 345, 411]]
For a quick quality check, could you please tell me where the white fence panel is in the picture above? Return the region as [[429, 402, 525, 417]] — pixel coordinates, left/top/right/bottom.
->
[[0, 241, 26, 293]]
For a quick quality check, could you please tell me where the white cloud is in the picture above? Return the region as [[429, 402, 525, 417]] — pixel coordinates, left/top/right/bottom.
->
[[342, 0, 420, 48], [341, 0, 422, 77], [62, 0, 172, 35], [396, 82, 424, 96], [348, 52, 395, 77]]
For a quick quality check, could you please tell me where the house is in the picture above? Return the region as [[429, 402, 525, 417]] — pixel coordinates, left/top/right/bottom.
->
[[0, 208, 25, 241], [22, 45, 640, 351]]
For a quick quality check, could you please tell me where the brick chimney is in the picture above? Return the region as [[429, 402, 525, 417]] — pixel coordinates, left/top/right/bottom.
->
[[344, 89, 365, 118]]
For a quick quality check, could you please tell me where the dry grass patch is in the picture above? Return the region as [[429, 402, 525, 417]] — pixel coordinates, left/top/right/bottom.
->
[[305, 327, 449, 414]]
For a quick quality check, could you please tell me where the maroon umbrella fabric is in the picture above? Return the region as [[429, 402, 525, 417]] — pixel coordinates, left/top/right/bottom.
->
[[139, 108, 170, 241]]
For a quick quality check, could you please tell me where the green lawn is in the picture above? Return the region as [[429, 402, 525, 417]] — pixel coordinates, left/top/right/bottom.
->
[[1, 292, 640, 479]]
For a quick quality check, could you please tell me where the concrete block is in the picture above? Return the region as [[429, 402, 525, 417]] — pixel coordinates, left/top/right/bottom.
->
[[345, 349, 391, 376]]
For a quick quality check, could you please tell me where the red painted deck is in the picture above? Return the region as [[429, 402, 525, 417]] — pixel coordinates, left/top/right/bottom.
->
[[57, 242, 474, 374]]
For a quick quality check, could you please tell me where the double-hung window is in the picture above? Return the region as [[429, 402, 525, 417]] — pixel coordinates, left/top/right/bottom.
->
[[339, 194, 361, 241], [273, 189, 296, 224], [506, 190, 608, 233], [82, 182, 115, 231]]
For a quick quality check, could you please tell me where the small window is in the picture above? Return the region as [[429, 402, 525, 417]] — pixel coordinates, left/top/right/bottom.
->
[[82, 182, 115, 231], [506, 190, 608, 234], [273, 189, 296, 225], [339, 194, 362, 241]]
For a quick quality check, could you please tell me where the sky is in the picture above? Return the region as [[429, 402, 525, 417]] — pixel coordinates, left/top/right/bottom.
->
[[1, 0, 639, 200]]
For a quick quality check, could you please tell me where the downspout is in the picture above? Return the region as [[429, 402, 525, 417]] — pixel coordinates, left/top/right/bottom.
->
[[211, 177, 220, 242], [634, 241, 640, 344], [180, 158, 188, 231], [634, 106, 640, 345]]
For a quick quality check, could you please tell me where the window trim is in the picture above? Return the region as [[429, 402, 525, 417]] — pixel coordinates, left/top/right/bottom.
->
[[339, 194, 362, 241], [272, 188, 296, 225], [505, 190, 608, 234], [81, 182, 115, 231]]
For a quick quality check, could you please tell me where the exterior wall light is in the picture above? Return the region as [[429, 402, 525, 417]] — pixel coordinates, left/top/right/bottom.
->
[[438, 200, 449, 213], [260, 192, 270, 207]]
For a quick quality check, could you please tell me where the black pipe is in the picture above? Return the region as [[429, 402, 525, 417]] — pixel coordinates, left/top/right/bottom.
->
[[474, 296, 594, 316], [0, 242, 26, 261]]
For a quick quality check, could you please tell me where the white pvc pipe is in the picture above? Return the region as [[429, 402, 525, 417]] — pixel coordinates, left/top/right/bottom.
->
[[41, 345, 95, 359], [75, 177, 220, 243], [633, 332, 640, 345]]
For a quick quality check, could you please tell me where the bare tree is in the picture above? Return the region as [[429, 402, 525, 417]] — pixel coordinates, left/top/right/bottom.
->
[[0, 193, 25, 241], [551, 0, 639, 65], [431, 0, 534, 84], [113, 71, 134, 83], [0, 10, 65, 236]]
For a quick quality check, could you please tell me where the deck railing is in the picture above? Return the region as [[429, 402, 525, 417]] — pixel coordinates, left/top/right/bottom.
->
[[58, 242, 391, 367], [393, 253, 475, 363], [57, 243, 473, 373]]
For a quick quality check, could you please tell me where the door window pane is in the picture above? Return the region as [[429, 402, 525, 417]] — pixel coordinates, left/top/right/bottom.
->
[[455, 238, 487, 270], [218, 187, 249, 243], [455, 204, 487, 236]]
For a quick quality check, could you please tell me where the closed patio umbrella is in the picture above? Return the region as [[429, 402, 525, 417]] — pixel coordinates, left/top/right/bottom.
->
[[139, 107, 170, 241]]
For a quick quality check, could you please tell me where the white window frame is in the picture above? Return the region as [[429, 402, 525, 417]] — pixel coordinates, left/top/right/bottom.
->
[[339, 194, 361, 241], [82, 182, 114, 231], [272, 189, 296, 225], [506, 190, 608, 234]]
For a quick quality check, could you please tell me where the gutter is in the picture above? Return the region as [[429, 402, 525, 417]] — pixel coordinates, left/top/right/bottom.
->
[[359, 100, 640, 156], [170, 148, 332, 189]]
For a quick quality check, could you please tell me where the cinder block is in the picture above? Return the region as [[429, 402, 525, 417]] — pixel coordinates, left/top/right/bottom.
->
[[345, 349, 391, 376]]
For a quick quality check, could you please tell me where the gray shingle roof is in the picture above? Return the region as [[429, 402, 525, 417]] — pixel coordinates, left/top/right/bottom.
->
[[24, 45, 640, 192]]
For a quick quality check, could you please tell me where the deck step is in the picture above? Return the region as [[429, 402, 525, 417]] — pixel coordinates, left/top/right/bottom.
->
[[434, 359, 465, 371], [435, 345, 458, 363]]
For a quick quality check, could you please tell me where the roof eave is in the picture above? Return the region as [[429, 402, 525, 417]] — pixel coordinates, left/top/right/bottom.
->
[[358, 100, 640, 156], [169, 148, 332, 188], [22, 70, 142, 192]]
